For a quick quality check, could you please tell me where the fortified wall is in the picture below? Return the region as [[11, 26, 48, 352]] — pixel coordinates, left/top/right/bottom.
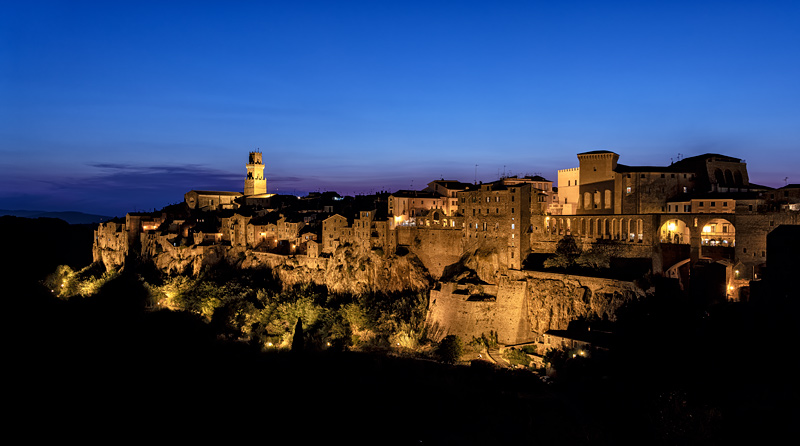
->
[[426, 270, 645, 345]]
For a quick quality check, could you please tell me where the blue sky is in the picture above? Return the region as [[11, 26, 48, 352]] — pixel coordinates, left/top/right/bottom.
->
[[2, 1, 799, 216]]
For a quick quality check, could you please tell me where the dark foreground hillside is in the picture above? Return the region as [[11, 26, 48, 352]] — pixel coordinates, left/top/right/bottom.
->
[[8, 278, 798, 446]]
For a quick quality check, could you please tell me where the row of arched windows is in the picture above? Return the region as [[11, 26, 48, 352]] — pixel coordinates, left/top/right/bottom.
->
[[579, 189, 612, 210], [546, 217, 644, 242], [713, 168, 744, 187]]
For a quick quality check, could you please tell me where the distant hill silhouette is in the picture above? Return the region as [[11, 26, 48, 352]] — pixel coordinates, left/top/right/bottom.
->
[[0, 209, 113, 224], [0, 215, 95, 286]]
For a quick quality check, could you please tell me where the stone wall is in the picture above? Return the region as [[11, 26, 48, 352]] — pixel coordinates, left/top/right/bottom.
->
[[426, 270, 645, 345], [397, 226, 463, 279], [734, 211, 800, 279]]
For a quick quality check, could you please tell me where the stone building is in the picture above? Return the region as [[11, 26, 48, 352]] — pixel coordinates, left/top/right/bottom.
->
[[388, 190, 445, 228], [184, 190, 243, 211], [459, 181, 532, 270], [184, 151, 269, 210]]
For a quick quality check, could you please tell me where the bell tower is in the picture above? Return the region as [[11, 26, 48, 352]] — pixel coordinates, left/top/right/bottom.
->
[[244, 150, 267, 195]]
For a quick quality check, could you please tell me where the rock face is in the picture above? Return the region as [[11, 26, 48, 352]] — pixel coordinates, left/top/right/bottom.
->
[[238, 245, 431, 294], [105, 234, 432, 295], [523, 273, 642, 334], [97, 229, 643, 342], [427, 270, 645, 345]]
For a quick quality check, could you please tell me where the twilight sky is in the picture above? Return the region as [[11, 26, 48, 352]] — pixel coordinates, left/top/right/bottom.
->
[[2, 1, 799, 217]]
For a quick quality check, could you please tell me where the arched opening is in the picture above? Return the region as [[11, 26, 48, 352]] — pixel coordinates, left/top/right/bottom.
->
[[659, 219, 691, 278], [701, 218, 735, 261], [714, 168, 725, 186], [724, 170, 735, 187], [701, 218, 735, 246], [734, 170, 743, 187], [659, 219, 690, 244], [636, 219, 644, 242]]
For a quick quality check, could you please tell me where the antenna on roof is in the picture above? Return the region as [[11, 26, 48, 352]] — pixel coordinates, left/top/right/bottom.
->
[[785, 177, 789, 186]]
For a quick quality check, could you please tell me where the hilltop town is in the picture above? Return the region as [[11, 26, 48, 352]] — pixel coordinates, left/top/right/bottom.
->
[[93, 150, 800, 349]]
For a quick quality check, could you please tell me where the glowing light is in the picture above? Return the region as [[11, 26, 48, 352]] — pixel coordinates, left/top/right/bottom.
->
[[702, 226, 712, 233], [667, 222, 676, 231]]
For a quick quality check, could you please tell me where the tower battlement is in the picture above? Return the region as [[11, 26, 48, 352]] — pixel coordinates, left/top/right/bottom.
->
[[248, 151, 263, 165], [245, 150, 267, 195]]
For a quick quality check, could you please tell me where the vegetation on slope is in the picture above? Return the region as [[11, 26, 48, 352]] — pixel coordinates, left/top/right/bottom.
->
[[46, 259, 432, 355]]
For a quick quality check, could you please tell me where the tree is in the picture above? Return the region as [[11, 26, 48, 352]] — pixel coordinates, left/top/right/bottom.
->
[[544, 235, 582, 269], [292, 317, 304, 352], [436, 335, 463, 364]]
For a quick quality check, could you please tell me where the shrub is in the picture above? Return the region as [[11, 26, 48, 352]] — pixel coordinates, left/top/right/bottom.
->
[[436, 335, 463, 364], [520, 345, 538, 355], [504, 348, 532, 367]]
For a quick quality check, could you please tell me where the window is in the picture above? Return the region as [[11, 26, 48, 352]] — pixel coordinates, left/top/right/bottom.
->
[[661, 174, 665, 178], [683, 186, 687, 193], [641, 174, 645, 178], [710, 202, 715, 207], [511, 224, 515, 229], [626, 186, 632, 194]]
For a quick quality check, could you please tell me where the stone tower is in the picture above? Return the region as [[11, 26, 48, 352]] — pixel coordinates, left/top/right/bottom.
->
[[244, 151, 267, 195]]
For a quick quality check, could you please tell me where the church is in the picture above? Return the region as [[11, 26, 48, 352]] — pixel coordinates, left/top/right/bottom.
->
[[183, 151, 271, 210]]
